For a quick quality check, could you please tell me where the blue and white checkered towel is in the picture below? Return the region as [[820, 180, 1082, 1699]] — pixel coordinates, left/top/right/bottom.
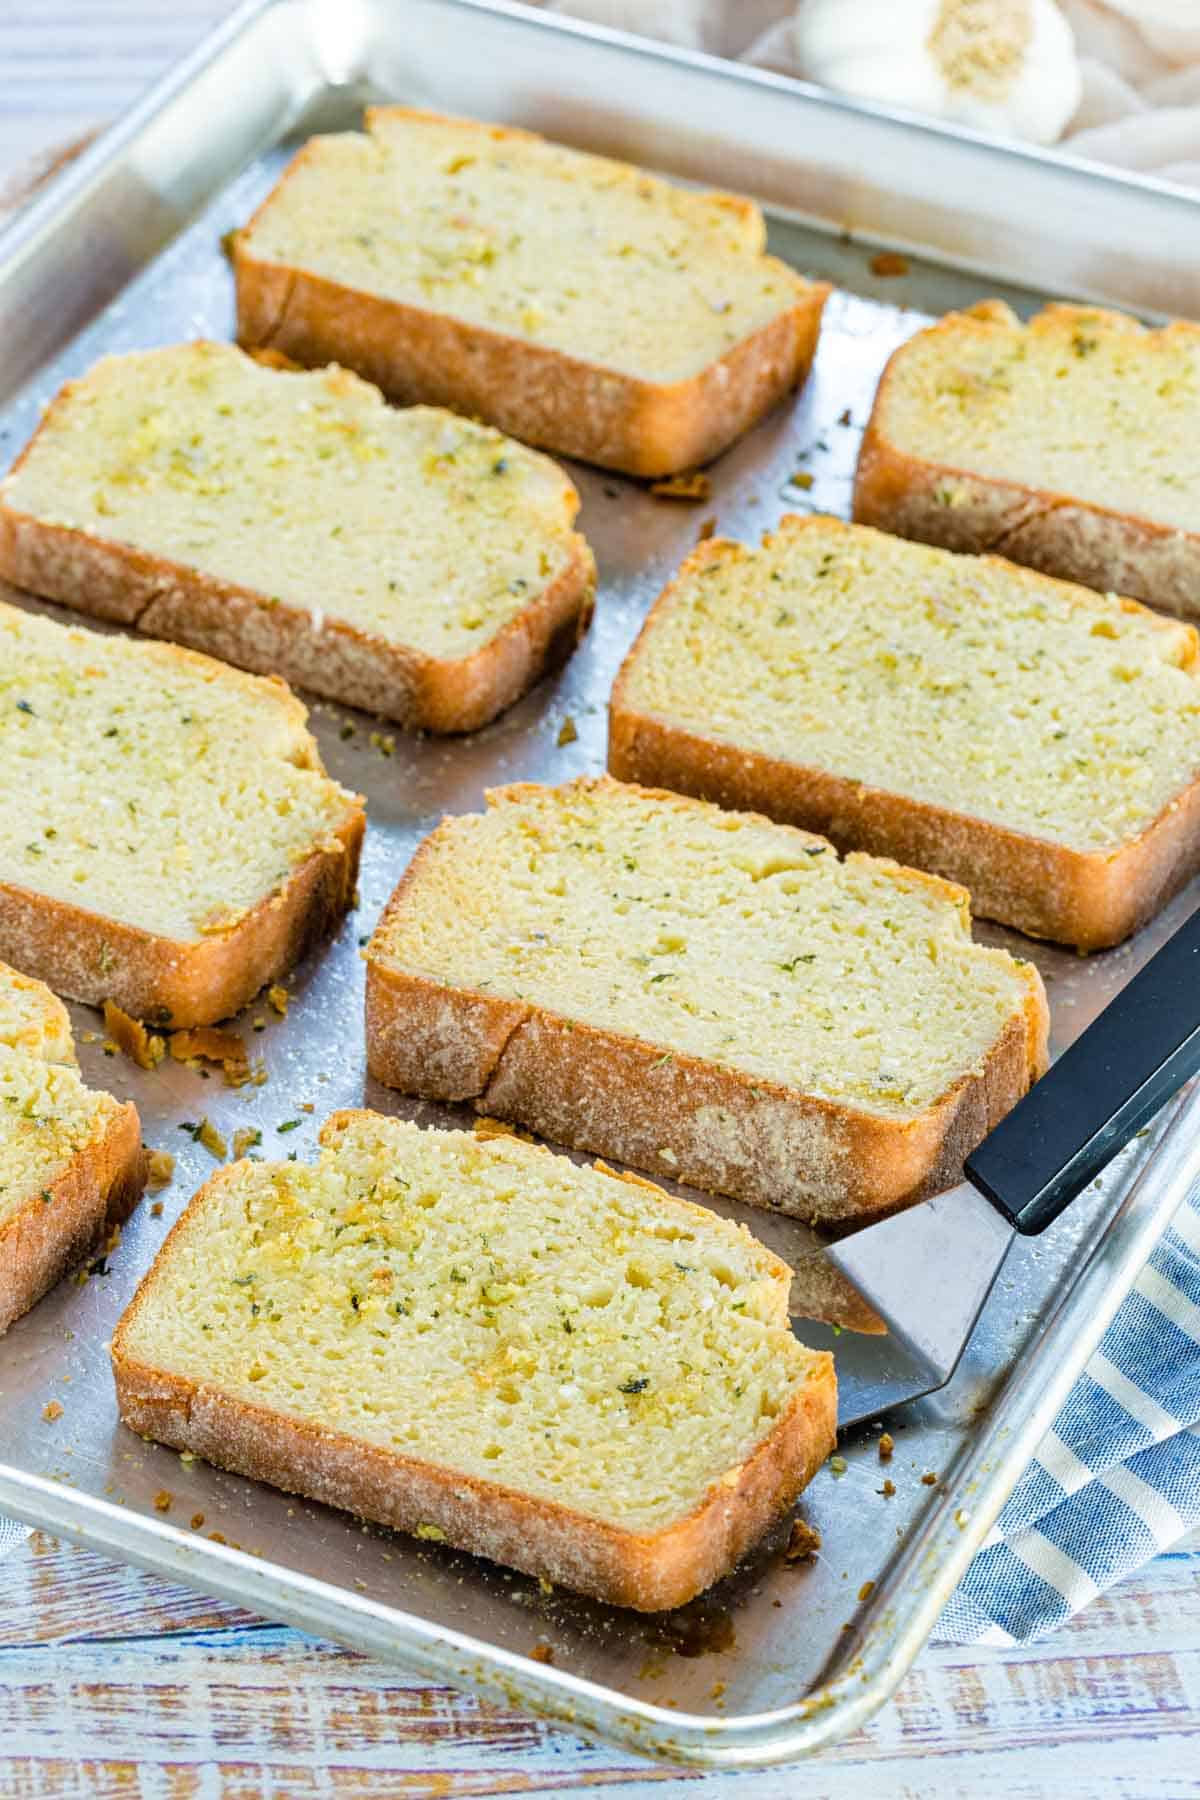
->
[[937, 1182, 1200, 1644]]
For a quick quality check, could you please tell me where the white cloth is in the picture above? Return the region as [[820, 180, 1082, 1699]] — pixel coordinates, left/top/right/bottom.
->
[[542, 1, 1200, 189]]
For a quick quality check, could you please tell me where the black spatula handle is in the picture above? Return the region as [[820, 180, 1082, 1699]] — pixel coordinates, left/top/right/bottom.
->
[[965, 905, 1200, 1235]]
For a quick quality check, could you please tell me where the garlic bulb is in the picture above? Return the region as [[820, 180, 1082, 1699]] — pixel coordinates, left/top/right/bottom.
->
[[792, 0, 1082, 146]]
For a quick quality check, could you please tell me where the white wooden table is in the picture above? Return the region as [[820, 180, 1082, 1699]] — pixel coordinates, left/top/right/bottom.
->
[[3, 5, 1199, 1792]]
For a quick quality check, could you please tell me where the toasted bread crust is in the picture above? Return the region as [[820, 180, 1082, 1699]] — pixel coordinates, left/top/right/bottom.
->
[[0, 606, 364, 1025], [785, 1247, 887, 1336], [111, 1147, 836, 1611], [0, 1097, 144, 1335], [610, 518, 1200, 950], [853, 303, 1200, 618], [0, 959, 75, 1063], [365, 803, 1048, 1229], [112, 1345, 833, 1610], [233, 126, 828, 479], [610, 690, 1200, 955], [0, 372, 598, 734], [235, 249, 826, 480], [0, 808, 363, 1028], [0, 515, 595, 735]]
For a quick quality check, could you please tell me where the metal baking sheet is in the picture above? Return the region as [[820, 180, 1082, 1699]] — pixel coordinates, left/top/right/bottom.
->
[[2, 0, 1200, 1769]]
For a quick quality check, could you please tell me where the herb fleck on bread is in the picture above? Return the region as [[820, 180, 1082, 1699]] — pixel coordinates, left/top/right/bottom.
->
[[234, 108, 829, 477], [112, 1108, 835, 1610], [0, 342, 596, 732], [366, 777, 1047, 1227], [0, 601, 363, 1026], [855, 300, 1200, 619], [0, 960, 144, 1334], [610, 514, 1200, 948]]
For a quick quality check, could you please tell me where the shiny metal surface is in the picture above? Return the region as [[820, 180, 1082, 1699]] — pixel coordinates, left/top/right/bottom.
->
[[828, 1182, 1016, 1414], [2, 0, 1200, 1768]]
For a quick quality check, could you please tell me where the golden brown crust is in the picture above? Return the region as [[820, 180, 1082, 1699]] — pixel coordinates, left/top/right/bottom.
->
[[0, 806, 364, 1029], [112, 1351, 833, 1610], [0, 959, 75, 1063], [232, 137, 829, 479], [365, 801, 1048, 1229], [0, 1097, 144, 1335], [609, 692, 1200, 953], [610, 517, 1200, 949], [111, 1156, 836, 1611], [0, 418, 597, 735], [786, 1248, 887, 1336], [853, 303, 1200, 618]]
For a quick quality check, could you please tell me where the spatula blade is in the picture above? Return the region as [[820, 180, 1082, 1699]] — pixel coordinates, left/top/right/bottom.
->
[[826, 1181, 1014, 1402], [797, 1320, 956, 1429]]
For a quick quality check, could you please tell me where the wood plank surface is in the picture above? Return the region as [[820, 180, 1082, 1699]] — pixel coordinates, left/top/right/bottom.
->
[[1, 1532, 1197, 1796]]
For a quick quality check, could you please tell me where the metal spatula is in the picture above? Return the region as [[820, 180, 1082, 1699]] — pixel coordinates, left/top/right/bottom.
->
[[826, 905, 1200, 1427]]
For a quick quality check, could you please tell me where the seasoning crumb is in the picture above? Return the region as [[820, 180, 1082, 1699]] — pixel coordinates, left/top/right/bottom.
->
[[103, 1000, 165, 1070], [857, 1580, 876, 1603], [41, 1400, 64, 1422], [232, 1127, 262, 1160], [838, 407, 853, 426], [791, 470, 815, 491], [870, 250, 910, 277], [954, 1508, 970, 1528], [474, 1115, 533, 1143], [556, 715, 578, 747], [197, 1118, 227, 1161], [170, 1026, 248, 1084], [267, 984, 290, 1017], [696, 516, 717, 542], [369, 730, 396, 757], [650, 470, 711, 502], [474, 1114, 513, 1141], [920, 1471, 939, 1487], [530, 1641, 555, 1665], [150, 1200, 164, 1218], [878, 1432, 894, 1460], [153, 1490, 172, 1512], [828, 1454, 848, 1477], [146, 1149, 175, 1190], [784, 1518, 822, 1562], [710, 1680, 726, 1700], [190, 1512, 205, 1530], [878, 1479, 897, 1498], [538, 1576, 554, 1595]]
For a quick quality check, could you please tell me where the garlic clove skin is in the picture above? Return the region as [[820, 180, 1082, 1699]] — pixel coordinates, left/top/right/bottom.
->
[[792, 0, 1083, 147]]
